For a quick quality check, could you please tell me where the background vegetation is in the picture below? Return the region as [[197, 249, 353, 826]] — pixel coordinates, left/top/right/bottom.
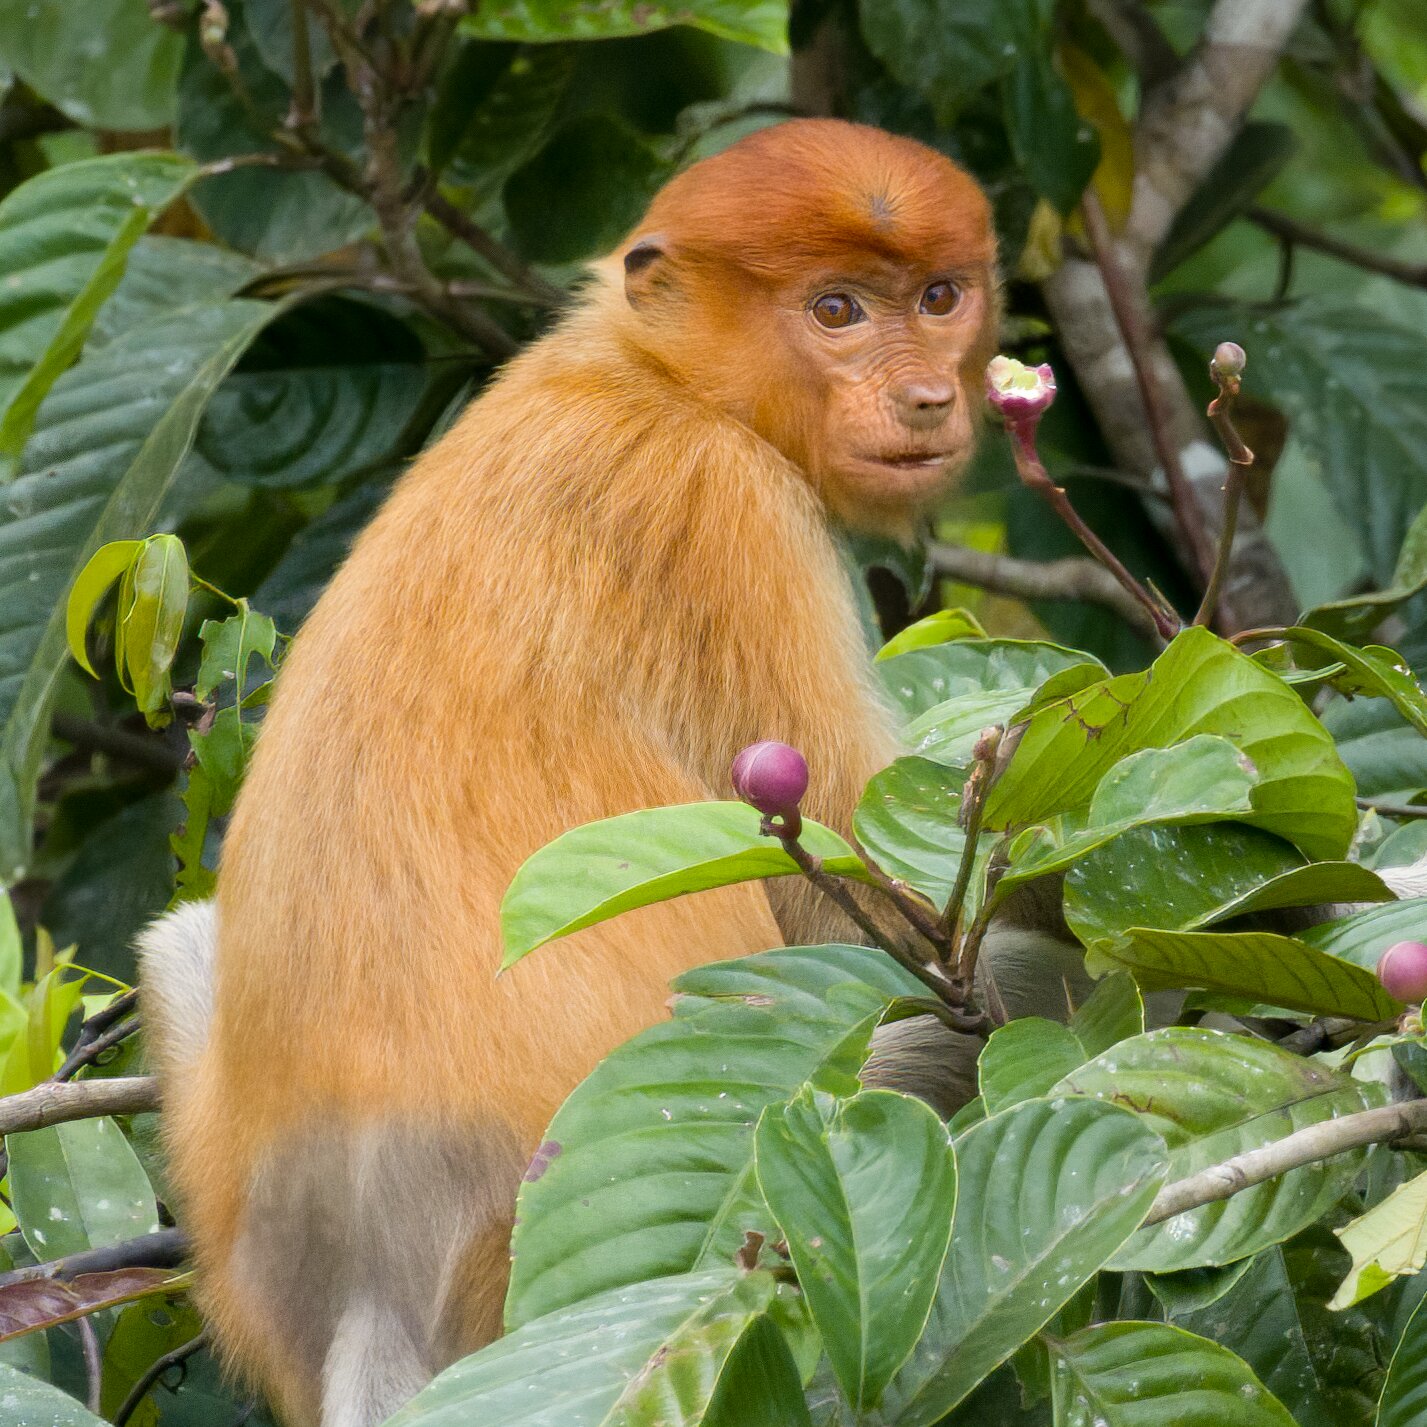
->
[[0, 0, 1424, 1423]]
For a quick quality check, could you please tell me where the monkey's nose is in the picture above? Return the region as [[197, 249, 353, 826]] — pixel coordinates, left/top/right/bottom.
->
[[894, 376, 955, 428]]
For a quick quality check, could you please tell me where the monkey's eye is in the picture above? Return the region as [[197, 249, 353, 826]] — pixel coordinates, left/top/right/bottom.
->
[[811, 293, 864, 329], [920, 281, 961, 316]]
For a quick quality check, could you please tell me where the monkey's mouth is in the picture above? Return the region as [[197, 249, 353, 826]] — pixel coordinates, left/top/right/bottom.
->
[[855, 450, 959, 476]]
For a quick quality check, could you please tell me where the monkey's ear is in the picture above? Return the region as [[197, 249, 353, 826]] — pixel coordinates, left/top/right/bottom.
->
[[623, 234, 669, 308]]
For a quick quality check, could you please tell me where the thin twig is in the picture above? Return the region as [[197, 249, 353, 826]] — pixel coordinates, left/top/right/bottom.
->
[[1008, 423, 1179, 640], [1358, 797, 1427, 820], [51, 713, 184, 776], [1144, 1096, 1427, 1225], [78, 1314, 102, 1414], [288, 0, 317, 130], [0, 1077, 158, 1136], [424, 190, 568, 308], [1193, 354, 1255, 626], [1249, 207, 1427, 288], [1080, 189, 1215, 588], [928, 543, 1158, 637], [114, 1332, 209, 1427], [53, 1017, 141, 1083], [853, 856, 953, 956]]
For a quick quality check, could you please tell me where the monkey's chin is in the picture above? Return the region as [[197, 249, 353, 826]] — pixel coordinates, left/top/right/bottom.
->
[[840, 451, 963, 503]]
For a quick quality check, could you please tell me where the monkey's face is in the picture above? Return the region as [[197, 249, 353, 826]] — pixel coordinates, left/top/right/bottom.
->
[[771, 259, 997, 532]]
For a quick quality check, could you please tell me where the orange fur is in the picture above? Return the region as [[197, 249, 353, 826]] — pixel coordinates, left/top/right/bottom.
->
[[151, 118, 997, 1425]]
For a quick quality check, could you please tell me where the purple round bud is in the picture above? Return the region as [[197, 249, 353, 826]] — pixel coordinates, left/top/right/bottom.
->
[[731, 741, 809, 817], [1377, 940, 1427, 1003], [985, 356, 1056, 424], [1210, 341, 1246, 381]]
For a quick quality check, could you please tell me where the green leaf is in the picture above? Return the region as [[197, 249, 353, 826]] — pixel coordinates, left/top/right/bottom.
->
[[1069, 972, 1144, 1057], [859, 0, 1025, 124], [1300, 899, 1427, 974], [0, 153, 197, 457], [703, 1313, 812, 1427], [1173, 301, 1427, 584], [0, 1364, 108, 1425], [115, 534, 190, 723], [195, 605, 278, 703], [0, 889, 19, 1000], [8, 1117, 159, 1261], [1330, 1170, 1427, 1309], [1279, 628, 1427, 735], [1055, 1028, 1386, 1272], [998, 734, 1258, 891], [1048, 1321, 1296, 1426], [986, 627, 1358, 861], [877, 637, 1101, 720], [387, 1269, 782, 1427], [499, 802, 867, 965], [1003, 44, 1099, 215], [1173, 1234, 1382, 1427], [852, 756, 966, 909], [0, 297, 285, 880], [461, 0, 789, 49], [0, 0, 181, 129], [881, 1098, 1169, 1426], [1065, 823, 1390, 946], [754, 1089, 955, 1408], [875, 608, 987, 661], [1299, 572, 1427, 645], [904, 689, 1034, 767], [505, 115, 675, 265], [978, 1018, 1086, 1114], [65, 540, 141, 678], [1379, 1290, 1427, 1427], [505, 944, 926, 1327]]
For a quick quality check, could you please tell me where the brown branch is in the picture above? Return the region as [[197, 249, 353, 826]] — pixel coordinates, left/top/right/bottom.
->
[[929, 543, 1158, 636], [114, 1332, 208, 1427], [51, 712, 183, 776], [1193, 353, 1254, 626], [1249, 207, 1427, 288], [0, 1077, 158, 1136], [1358, 797, 1427, 820], [0, 1230, 187, 1289], [1144, 1096, 1427, 1226], [424, 191, 568, 308], [1085, 0, 1180, 86]]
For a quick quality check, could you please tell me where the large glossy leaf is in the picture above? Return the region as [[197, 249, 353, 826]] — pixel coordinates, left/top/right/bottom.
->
[[1055, 1029, 1386, 1272], [1174, 1234, 1382, 1427], [0, 1364, 108, 1425], [1299, 900, 1427, 973], [1330, 1170, 1427, 1309], [388, 1269, 783, 1427], [0, 0, 181, 130], [852, 757, 965, 909], [1048, 1321, 1296, 1426], [1379, 1291, 1427, 1427], [8, 1117, 159, 1261], [702, 1314, 811, 1427], [505, 945, 926, 1327], [1278, 627, 1427, 735], [878, 1097, 1168, 1426], [986, 627, 1357, 861], [1085, 924, 1400, 1021], [977, 1018, 1086, 1114], [998, 734, 1258, 891], [877, 637, 1101, 720], [1174, 301, 1427, 584], [461, 0, 789, 50], [1065, 823, 1387, 946], [1326, 695, 1427, 802], [754, 1089, 954, 1409], [0, 298, 283, 880], [0, 153, 197, 456], [500, 802, 867, 965]]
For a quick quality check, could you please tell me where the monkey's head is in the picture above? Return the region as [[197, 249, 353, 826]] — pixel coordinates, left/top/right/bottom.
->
[[616, 119, 999, 540]]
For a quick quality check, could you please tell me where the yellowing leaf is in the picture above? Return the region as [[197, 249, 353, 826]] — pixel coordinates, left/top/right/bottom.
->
[[1329, 1169, 1427, 1308], [1060, 43, 1133, 232]]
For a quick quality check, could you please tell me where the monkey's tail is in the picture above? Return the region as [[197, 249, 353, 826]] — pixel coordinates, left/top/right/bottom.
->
[[136, 898, 217, 1086]]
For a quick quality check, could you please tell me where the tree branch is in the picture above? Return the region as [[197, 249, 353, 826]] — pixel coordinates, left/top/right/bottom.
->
[[1128, 0, 1313, 258], [1249, 207, 1427, 288], [1144, 1096, 1427, 1226], [0, 1230, 187, 1289], [0, 1076, 158, 1136], [1084, 0, 1180, 88], [929, 543, 1158, 636]]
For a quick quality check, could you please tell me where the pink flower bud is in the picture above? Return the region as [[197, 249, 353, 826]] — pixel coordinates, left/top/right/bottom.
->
[[1377, 940, 1427, 1003], [985, 356, 1056, 424], [731, 741, 809, 817], [1210, 342, 1246, 381]]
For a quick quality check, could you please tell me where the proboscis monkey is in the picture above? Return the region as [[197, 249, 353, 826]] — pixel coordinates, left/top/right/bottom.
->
[[138, 118, 1008, 1427]]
